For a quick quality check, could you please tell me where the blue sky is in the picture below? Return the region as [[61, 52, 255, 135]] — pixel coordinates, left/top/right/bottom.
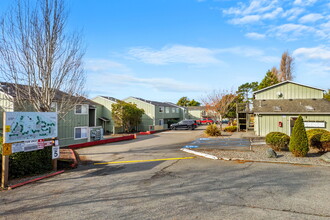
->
[[1, 0, 330, 103]]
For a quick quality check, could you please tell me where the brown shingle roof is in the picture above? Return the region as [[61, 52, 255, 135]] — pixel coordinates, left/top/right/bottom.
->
[[253, 99, 330, 114]]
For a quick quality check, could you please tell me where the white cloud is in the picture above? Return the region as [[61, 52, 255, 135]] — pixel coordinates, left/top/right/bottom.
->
[[268, 23, 320, 40], [223, 0, 277, 16], [94, 73, 204, 93], [283, 7, 305, 20], [85, 59, 129, 72], [222, 0, 330, 41], [293, 46, 330, 60], [245, 32, 266, 39], [230, 15, 261, 24], [299, 13, 324, 23], [127, 45, 221, 65], [293, 0, 318, 6], [216, 46, 278, 63], [263, 7, 283, 19]]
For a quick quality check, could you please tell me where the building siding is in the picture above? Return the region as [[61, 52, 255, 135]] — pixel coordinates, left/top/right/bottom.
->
[[255, 83, 324, 100], [255, 114, 330, 136], [92, 96, 119, 134], [124, 97, 155, 131]]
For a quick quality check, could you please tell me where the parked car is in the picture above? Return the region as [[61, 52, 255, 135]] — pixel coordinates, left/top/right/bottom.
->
[[170, 120, 197, 130], [221, 119, 229, 124], [197, 118, 214, 125]]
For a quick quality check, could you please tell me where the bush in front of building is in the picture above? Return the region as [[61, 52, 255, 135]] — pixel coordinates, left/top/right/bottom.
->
[[320, 131, 330, 152], [306, 129, 328, 152], [205, 124, 221, 136], [224, 126, 237, 132], [9, 147, 53, 179], [289, 115, 309, 157], [265, 132, 290, 151]]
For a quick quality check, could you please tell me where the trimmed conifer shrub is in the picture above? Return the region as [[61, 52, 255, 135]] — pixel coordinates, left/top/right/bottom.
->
[[289, 115, 309, 157], [265, 132, 290, 151], [205, 124, 221, 136]]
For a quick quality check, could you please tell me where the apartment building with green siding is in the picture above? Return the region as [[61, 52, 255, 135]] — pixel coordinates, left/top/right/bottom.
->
[[253, 81, 330, 136], [92, 96, 124, 134], [124, 97, 185, 131], [0, 82, 104, 147]]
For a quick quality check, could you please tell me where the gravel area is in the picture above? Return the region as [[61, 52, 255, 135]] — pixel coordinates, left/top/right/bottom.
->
[[195, 145, 330, 166]]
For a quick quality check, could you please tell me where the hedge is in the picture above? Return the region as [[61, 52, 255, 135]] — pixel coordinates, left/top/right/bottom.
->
[[265, 132, 290, 151], [1, 139, 53, 179], [306, 129, 328, 151], [320, 131, 330, 152], [224, 126, 237, 132]]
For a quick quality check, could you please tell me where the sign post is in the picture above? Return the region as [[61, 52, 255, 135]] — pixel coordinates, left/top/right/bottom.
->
[[1, 155, 9, 189], [52, 145, 60, 171]]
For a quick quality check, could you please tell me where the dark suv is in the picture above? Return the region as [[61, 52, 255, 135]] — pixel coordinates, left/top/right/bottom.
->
[[170, 120, 197, 130]]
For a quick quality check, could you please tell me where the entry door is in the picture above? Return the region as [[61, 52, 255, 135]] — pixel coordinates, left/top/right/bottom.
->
[[290, 117, 298, 135]]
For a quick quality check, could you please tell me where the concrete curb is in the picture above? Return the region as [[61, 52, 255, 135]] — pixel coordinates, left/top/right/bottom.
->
[[180, 148, 330, 167], [8, 170, 65, 190], [180, 148, 218, 160]]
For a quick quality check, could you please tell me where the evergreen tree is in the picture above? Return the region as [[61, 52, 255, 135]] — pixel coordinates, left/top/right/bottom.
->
[[289, 115, 309, 157], [177, 97, 190, 107], [188, 99, 201, 106], [257, 70, 279, 90], [324, 89, 330, 101]]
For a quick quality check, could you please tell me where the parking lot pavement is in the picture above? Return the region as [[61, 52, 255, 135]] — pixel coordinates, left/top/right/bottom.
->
[[74, 126, 206, 163], [2, 127, 330, 219]]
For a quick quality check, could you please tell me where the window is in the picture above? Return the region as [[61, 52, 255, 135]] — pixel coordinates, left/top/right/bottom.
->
[[176, 108, 179, 113], [172, 108, 176, 113], [51, 102, 57, 112], [159, 119, 164, 126], [75, 104, 88, 114], [74, 127, 88, 139], [165, 107, 170, 113], [159, 106, 164, 113]]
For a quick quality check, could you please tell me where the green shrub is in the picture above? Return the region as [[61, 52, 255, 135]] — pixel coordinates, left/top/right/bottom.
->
[[289, 116, 309, 157], [306, 129, 328, 151], [9, 147, 53, 179], [205, 124, 221, 136], [224, 126, 237, 132], [320, 131, 330, 152], [265, 132, 290, 151]]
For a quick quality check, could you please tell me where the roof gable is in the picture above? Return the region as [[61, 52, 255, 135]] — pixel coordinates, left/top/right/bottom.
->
[[254, 81, 324, 100], [254, 81, 324, 94]]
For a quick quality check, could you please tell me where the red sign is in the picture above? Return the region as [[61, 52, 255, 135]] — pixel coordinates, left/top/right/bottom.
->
[[37, 139, 45, 149]]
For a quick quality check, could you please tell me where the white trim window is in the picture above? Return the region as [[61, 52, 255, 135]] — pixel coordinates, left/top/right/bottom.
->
[[176, 108, 179, 113], [159, 106, 164, 113], [172, 108, 176, 113], [165, 107, 170, 113], [75, 104, 88, 114], [51, 102, 58, 112], [74, 127, 88, 139]]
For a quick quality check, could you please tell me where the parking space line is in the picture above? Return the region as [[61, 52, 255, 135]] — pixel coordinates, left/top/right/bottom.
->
[[94, 157, 195, 165]]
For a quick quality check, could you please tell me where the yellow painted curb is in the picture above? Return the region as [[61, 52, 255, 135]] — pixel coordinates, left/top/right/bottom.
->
[[94, 157, 195, 165]]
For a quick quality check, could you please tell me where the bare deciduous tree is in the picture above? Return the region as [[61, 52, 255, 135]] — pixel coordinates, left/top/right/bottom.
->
[[0, 0, 85, 115], [278, 51, 294, 81], [202, 90, 237, 129]]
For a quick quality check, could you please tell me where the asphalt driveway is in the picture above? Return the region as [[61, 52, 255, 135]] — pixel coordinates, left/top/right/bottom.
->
[[1, 127, 330, 219]]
